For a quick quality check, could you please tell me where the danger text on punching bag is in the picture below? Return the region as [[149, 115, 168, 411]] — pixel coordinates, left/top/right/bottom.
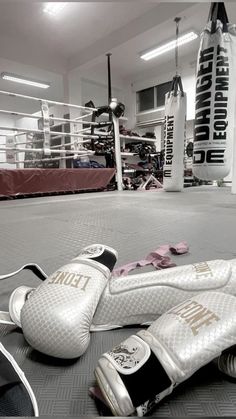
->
[[194, 44, 229, 165]]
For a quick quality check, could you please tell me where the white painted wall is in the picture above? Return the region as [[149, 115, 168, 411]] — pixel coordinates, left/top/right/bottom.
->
[[81, 78, 123, 108], [0, 57, 65, 114], [0, 55, 67, 169], [123, 83, 136, 129], [68, 64, 125, 111], [0, 104, 71, 170], [0, 114, 16, 168], [14, 117, 39, 168], [67, 64, 127, 158]]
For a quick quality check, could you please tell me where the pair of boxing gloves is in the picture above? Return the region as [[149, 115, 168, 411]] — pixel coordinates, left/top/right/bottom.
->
[[1, 243, 236, 416]]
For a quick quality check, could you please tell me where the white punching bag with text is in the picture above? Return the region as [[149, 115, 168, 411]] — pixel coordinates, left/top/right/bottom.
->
[[163, 90, 186, 191], [193, 3, 236, 180]]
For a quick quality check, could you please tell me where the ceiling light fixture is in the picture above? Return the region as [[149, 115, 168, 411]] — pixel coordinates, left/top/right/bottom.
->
[[43, 2, 68, 16], [1, 73, 50, 89], [140, 31, 198, 61]]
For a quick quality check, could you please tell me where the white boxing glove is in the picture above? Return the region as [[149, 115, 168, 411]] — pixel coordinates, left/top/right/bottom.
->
[[18, 244, 117, 359], [0, 263, 47, 329], [92, 258, 236, 330], [94, 292, 236, 416], [217, 345, 236, 379], [3, 258, 236, 333]]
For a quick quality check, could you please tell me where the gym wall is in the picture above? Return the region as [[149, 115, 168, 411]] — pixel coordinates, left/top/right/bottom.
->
[[0, 114, 16, 169], [81, 78, 124, 107], [131, 65, 196, 121]]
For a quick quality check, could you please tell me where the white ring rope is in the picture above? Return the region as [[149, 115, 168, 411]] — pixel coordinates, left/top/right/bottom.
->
[[0, 155, 92, 164], [0, 90, 115, 167], [49, 141, 91, 149], [0, 125, 111, 140], [0, 90, 97, 112], [0, 147, 94, 155], [0, 110, 110, 128], [13, 139, 91, 147]]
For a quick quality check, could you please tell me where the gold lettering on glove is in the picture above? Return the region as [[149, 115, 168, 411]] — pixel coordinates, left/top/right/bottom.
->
[[47, 271, 91, 291], [193, 262, 213, 279], [169, 300, 219, 336]]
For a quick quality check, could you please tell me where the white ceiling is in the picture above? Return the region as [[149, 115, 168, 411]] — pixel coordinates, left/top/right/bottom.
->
[[1, 1, 236, 77], [0, 2, 157, 73], [0, 1, 236, 110], [0, 1, 161, 111], [79, 2, 206, 82], [0, 2, 204, 73], [76, 1, 236, 85]]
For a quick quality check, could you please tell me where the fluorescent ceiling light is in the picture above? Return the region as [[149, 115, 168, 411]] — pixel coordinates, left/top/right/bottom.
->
[[43, 2, 67, 16], [1, 73, 50, 89], [140, 31, 198, 61]]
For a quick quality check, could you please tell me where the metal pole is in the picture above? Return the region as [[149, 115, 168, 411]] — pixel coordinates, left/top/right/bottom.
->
[[106, 53, 113, 123], [106, 53, 112, 104], [112, 99, 123, 191], [174, 17, 181, 76]]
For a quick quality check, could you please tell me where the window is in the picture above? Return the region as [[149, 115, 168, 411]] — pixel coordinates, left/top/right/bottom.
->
[[137, 81, 172, 113], [156, 81, 172, 107], [137, 87, 155, 112]]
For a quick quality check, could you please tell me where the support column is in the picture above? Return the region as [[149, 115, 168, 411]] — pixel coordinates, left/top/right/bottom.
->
[[112, 99, 123, 191]]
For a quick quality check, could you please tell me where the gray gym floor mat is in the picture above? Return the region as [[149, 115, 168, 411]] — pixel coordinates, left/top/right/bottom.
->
[[0, 186, 236, 416]]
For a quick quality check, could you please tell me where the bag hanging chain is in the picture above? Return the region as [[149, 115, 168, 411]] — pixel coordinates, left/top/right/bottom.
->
[[174, 17, 181, 76]]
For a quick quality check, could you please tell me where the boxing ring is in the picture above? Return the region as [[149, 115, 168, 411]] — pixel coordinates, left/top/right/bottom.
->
[[0, 90, 120, 197], [0, 169, 116, 198]]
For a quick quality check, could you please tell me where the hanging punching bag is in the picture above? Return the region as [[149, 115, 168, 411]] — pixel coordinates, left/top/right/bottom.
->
[[163, 77, 186, 192], [163, 18, 187, 192], [193, 2, 236, 181]]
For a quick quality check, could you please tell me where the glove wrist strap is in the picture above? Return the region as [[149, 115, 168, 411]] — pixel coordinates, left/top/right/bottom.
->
[[118, 350, 172, 413]]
